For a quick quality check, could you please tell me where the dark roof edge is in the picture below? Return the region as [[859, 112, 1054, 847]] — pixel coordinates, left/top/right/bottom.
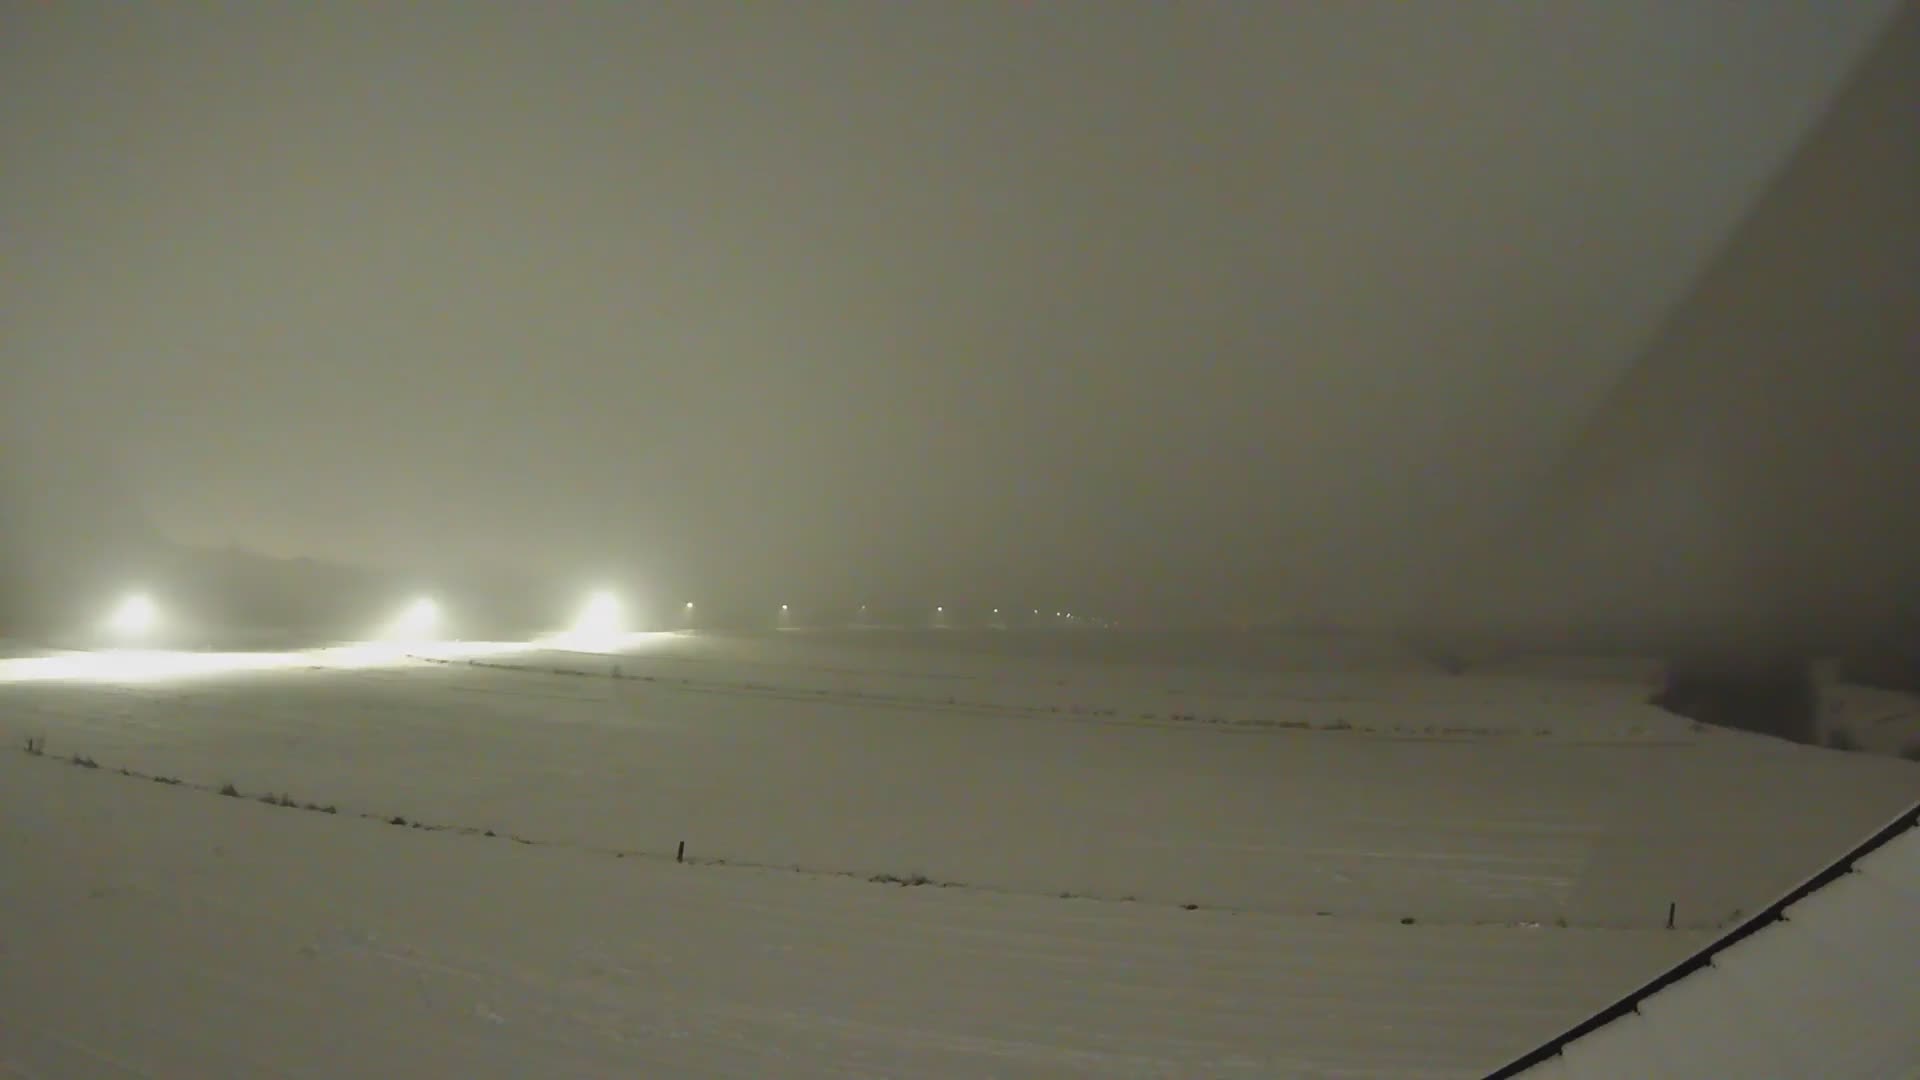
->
[[1485, 798, 1920, 1079]]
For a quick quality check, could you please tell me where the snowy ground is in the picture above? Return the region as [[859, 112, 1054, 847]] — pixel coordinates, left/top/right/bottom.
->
[[3, 630, 1916, 1076], [1818, 680, 1920, 757]]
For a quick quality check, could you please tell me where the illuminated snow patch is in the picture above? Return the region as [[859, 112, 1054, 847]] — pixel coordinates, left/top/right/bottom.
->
[[0, 640, 537, 684]]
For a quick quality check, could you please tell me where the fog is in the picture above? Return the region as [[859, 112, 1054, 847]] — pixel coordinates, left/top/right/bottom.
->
[[1, 0, 1906, 630], [1440, 0, 1920, 653]]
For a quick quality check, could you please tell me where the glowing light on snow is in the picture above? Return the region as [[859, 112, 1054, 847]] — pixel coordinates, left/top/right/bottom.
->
[[105, 593, 159, 638], [0, 640, 534, 685], [543, 590, 629, 651], [382, 597, 441, 642], [572, 590, 623, 637]]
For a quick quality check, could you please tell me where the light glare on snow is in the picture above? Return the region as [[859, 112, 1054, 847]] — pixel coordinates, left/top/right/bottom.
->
[[105, 593, 159, 639], [382, 597, 441, 642], [573, 590, 623, 636], [0, 639, 533, 684]]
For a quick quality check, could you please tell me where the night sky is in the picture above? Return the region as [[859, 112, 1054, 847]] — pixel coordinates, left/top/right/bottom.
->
[[2, 1, 1901, 624]]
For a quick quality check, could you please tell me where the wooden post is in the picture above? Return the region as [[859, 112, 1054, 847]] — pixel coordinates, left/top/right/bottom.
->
[[1666, 901, 1676, 929], [676, 840, 685, 863]]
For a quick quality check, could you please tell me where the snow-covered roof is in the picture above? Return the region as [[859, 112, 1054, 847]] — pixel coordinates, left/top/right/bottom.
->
[[1489, 800, 1920, 1078]]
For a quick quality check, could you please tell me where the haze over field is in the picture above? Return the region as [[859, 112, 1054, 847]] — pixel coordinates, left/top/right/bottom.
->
[[3, 0, 1909, 627], [5, 5, 1919, 1075]]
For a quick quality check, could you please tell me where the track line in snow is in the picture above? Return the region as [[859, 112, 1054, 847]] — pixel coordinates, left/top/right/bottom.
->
[[413, 653, 1686, 743], [7, 744, 1674, 931]]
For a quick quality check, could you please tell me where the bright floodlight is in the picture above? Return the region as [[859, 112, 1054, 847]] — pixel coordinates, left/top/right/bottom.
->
[[105, 593, 158, 638], [685, 601, 694, 610], [571, 590, 624, 638], [385, 597, 440, 641]]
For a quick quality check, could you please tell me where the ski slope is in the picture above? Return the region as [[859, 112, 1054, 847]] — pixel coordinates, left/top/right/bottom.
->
[[3, 631, 1916, 1075]]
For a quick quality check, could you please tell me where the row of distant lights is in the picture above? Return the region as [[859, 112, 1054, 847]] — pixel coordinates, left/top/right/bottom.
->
[[100, 592, 1101, 645], [811, 605, 1097, 623], [102, 589, 652, 646]]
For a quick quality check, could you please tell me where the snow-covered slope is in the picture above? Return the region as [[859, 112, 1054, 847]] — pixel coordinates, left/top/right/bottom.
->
[[1817, 682, 1920, 758], [0, 737, 1700, 1079], [4, 636, 1912, 928], [1494, 802, 1920, 1078], [438, 630, 1684, 739], [2, 632, 1915, 1076]]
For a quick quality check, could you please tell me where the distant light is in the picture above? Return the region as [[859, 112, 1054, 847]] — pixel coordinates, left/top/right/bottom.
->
[[385, 597, 440, 641], [782, 604, 789, 611], [936, 606, 944, 613], [570, 590, 623, 639], [685, 601, 695, 610], [105, 593, 159, 638]]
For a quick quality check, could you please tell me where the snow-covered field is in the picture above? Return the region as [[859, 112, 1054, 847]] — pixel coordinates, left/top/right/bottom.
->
[[3, 630, 1916, 1076], [1818, 680, 1920, 757]]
